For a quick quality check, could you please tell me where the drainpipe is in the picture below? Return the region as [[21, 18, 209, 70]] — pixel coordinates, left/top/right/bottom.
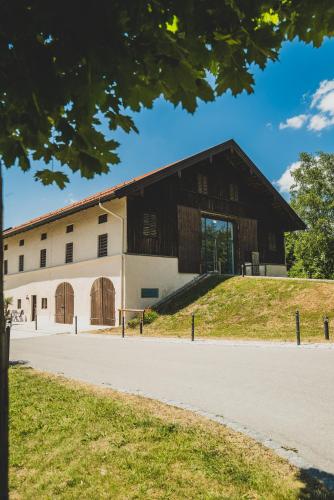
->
[[98, 200, 126, 324]]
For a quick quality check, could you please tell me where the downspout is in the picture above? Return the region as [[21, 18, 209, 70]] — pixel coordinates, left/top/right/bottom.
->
[[98, 200, 126, 324]]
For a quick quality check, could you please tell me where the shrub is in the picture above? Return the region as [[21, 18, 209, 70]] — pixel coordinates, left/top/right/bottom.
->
[[127, 309, 159, 329]]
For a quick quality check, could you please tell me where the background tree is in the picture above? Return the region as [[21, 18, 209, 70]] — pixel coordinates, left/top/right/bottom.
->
[[1, 1, 334, 497], [286, 152, 334, 279]]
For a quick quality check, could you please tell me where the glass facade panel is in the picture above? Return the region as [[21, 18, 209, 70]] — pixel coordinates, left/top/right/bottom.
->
[[201, 216, 234, 274]]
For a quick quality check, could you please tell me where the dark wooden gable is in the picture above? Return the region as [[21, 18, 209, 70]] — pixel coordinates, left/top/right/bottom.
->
[[126, 146, 301, 272]]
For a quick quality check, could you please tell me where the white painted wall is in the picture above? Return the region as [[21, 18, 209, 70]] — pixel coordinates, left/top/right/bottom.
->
[[4, 198, 125, 275], [4, 255, 122, 328], [125, 254, 198, 311], [4, 198, 125, 327]]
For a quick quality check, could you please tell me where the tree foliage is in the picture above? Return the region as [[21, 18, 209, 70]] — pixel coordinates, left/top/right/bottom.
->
[[1, 1, 334, 186], [286, 152, 334, 279]]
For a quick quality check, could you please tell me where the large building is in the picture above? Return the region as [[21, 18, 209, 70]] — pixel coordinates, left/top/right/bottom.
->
[[4, 140, 305, 328]]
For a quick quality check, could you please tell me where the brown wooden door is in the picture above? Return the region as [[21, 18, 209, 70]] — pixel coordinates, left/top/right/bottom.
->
[[55, 282, 74, 324], [90, 277, 115, 326], [177, 205, 201, 273]]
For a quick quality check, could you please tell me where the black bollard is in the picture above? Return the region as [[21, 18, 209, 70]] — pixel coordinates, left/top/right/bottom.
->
[[295, 310, 301, 345], [74, 315, 78, 335], [140, 319, 143, 335], [35, 314, 37, 331], [122, 316, 125, 338], [324, 316, 329, 340], [191, 313, 195, 341]]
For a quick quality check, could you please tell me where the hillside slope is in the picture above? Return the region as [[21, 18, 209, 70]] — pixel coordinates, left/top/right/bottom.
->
[[144, 276, 334, 341]]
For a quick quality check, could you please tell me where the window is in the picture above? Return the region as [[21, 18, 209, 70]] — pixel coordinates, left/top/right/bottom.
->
[[143, 212, 158, 238], [98, 233, 108, 257], [268, 232, 277, 252], [41, 233, 47, 240], [141, 288, 159, 298], [17, 299, 22, 309], [229, 183, 239, 201], [41, 298, 48, 309], [19, 255, 24, 272], [98, 213, 108, 224], [4, 260, 7, 275], [4, 244, 7, 251], [197, 173, 208, 194], [40, 249, 47, 268], [19, 239, 24, 246], [65, 242, 73, 263], [66, 224, 74, 233]]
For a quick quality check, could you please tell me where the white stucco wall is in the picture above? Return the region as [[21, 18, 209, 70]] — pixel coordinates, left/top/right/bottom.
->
[[4, 198, 125, 275], [4, 198, 126, 327], [124, 254, 198, 312], [4, 255, 122, 328]]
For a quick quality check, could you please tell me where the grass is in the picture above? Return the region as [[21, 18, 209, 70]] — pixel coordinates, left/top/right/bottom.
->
[[120, 276, 334, 341], [9, 366, 331, 499]]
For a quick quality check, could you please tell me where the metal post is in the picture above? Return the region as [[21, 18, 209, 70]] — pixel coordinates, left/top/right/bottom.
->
[[324, 316, 329, 340], [295, 310, 301, 345], [122, 315, 125, 338], [191, 313, 195, 341], [35, 314, 37, 331], [140, 319, 143, 335], [74, 315, 78, 335]]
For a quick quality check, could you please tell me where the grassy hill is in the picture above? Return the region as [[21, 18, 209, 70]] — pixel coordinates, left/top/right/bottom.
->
[[141, 276, 334, 341]]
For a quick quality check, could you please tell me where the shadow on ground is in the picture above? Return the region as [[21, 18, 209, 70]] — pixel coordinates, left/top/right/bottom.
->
[[299, 468, 334, 498]]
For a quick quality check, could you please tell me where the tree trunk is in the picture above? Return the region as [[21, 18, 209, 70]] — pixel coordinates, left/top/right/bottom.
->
[[0, 161, 9, 498]]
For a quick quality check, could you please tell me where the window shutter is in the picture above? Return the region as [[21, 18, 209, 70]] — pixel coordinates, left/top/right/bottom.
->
[[143, 212, 158, 238], [40, 249, 47, 268], [197, 174, 208, 195], [65, 242, 73, 263], [98, 233, 108, 257]]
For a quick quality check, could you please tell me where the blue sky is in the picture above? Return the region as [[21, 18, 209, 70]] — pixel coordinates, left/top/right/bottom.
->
[[4, 37, 334, 229]]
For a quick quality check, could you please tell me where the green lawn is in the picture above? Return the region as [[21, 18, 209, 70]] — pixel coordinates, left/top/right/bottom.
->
[[132, 276, 334, 341], [10, 366, 329, 499]]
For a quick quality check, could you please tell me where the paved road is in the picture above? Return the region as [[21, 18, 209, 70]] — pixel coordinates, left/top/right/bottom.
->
[[10, 333, 334, 478]]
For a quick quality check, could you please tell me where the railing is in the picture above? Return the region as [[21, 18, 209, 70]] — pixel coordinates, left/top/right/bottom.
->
[[241, 263, 267, 277]]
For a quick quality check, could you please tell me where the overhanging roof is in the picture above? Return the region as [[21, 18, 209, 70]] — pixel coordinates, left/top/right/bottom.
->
[[3, 139, 305, 238]]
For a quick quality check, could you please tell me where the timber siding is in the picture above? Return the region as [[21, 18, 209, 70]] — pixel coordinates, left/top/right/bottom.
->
[[127, 148, 294, 273]]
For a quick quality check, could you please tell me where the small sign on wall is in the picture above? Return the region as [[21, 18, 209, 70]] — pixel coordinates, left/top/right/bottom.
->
[[141, 288, 159, 298]]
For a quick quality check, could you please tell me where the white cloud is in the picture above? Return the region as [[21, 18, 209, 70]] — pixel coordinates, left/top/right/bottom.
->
[[308, 113, 334, 131], [280, 79, 334, 133], [310, 79, 334, 108], [274, 161, 301, 194], [279, 114, 308, 130]]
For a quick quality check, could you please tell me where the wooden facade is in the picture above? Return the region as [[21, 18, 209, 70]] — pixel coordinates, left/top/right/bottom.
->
[[126, 146, 304, 275]]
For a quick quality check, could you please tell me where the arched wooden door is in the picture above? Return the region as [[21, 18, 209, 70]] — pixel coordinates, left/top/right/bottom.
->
[[55, 282, 74, 324], [90, 277, 115, 326]]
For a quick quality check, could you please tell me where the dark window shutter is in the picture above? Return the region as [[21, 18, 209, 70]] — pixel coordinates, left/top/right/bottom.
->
[[197, 174, 208, 195], [98, 213, 108, 224], [143, 212, 158, 238], [65, 242, 73, 263], [98, 233, 108, 257], [40, 249, 47, 268], [19, 255, 24, 272]]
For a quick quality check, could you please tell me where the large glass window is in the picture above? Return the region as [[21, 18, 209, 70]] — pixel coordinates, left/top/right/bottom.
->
[[201, 216, 234, 274]]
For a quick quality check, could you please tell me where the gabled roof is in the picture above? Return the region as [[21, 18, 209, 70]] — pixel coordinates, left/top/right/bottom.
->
[[3, 139, 305, 238]]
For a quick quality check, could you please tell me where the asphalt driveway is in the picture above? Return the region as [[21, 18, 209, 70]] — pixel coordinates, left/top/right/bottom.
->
[[10, 333, 334, 480]]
